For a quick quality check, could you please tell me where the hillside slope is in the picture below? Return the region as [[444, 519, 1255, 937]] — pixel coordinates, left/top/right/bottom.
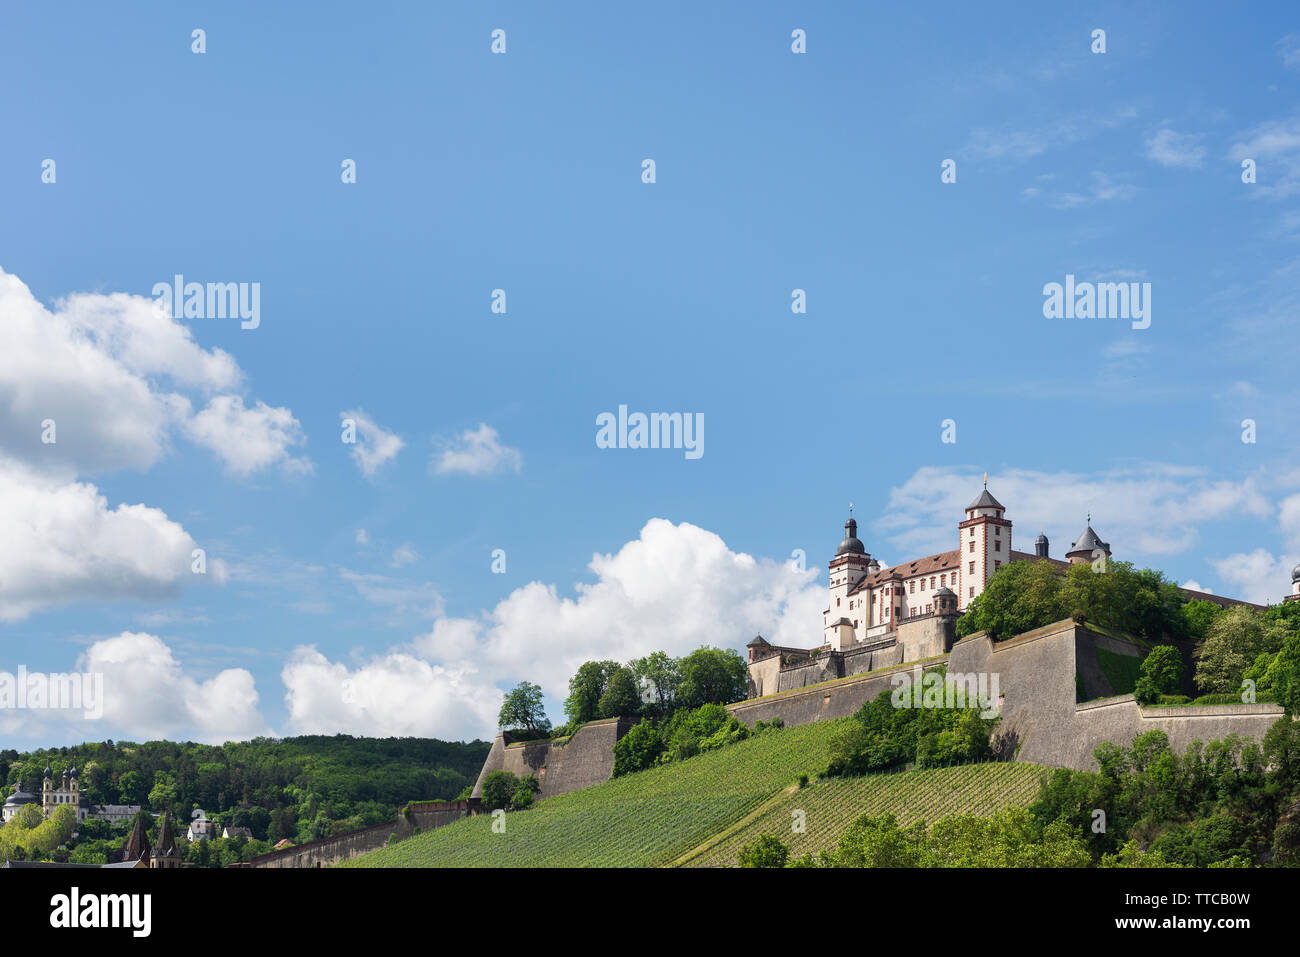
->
[[344, 718, 1047, 868], [679, 762, 1046, 867]]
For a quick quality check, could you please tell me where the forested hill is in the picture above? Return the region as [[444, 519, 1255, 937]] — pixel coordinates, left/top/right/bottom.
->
[[1, 734, 490, 844]]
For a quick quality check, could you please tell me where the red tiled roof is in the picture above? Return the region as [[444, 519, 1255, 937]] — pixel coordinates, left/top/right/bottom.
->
[[840, 547, 1260, 610], [849, 549, 960, 595], [1009, 550, 1068, 569], [1177, 587, 1263, 610]]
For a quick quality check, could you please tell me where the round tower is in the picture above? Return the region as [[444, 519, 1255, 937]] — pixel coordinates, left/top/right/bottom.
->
[[1066, 516, 1111, 566]]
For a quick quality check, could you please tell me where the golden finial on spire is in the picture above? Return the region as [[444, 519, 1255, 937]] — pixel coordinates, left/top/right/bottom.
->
[[983, 471, 988, 488]]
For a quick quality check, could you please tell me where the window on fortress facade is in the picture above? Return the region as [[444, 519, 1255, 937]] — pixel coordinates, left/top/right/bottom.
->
[[926, 603, 932, 613], [920, 578, 926, 590], [970, 527, 975, 537], [969, 562, 975, 573], [995, 527, 1000, 536], [909, 581, 915, 593], [995, 561, 1001, 570], [836, 598, 840, 606], [970, 586, 975, 598], [940, 574, 945, 586], [969, 541, 974, 552], [995, 541, 1001, 551]]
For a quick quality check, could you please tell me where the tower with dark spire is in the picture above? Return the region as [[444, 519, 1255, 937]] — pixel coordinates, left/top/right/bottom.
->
[[825, 507, 874, 649], [152, 810, 182, 868], [122, 814, 152, 866], [957, 474, 1012, 605], [1286, 563, 1300, 603], [1065, 515, 1111, 565], [1034, 530, 1049, 558]]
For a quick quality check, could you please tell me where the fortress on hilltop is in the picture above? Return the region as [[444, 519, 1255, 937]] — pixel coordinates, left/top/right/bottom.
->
[[467, 479, 1291, 808], [746, 479, 1280, 698], [263, 479, 1300, 866]]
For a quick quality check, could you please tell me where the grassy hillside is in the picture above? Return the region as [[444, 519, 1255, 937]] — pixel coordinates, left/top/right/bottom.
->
[[344, 718, 1047, 868], [679, 762, 1046, 867], [344, 719, 847, 867]]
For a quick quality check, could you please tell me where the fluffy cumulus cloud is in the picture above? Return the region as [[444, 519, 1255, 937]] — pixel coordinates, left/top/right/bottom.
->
[[0, 632, 269, 744], [281, 648, 501, 742], [0, 266, 302, 476], [186, 395, 311, 477], [875, 465, 1273, 563], [280, 519, 824, 739], [1279, 491, 1300, 551], [0, 457, 202, 621], [1208, 549, 1297, 606], [1202, 489, 1300, 604], [0, 265, 303, 616], [431, 423, 522, 476], [340, 409, 404, 477]]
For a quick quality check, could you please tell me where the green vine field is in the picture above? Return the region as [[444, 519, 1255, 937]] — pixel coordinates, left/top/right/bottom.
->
[[342, 718, 1046, 868]]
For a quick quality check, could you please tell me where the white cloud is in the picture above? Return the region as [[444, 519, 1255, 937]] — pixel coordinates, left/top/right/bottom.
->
[[1278, 34, 1300, 71], [1208, 549, 1295, 605], [1228, 114, 1300, 198], [1279, 491, 1300, 550], [1181, 580, 1211, 594], [0, 456, 204, 621], [281, 647, 500, 741], [355, 528, 370, 545], [1145, 128, 1206, 169], [1039, 171, 1137, 209], [875, 465, 1273, 562], [390, 544, 419, 568], [339, 569, 443, 618], [186, 395, 312, 477], [0, 632, 269, 744], [962, 107, 1138, 162], [79, 632, 269, 743], [431, 424, 521, 476], [0, 266, 299, 478], [340, 409, 404, 477], [281, 519, 824, 740]]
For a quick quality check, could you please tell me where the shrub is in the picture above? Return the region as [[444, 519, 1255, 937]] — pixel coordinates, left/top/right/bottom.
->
[[738, 834, 789, 868], [510, 776, 540, 811], [480, 770, 520, 811], [612, 719, 664, 777], [1134, 645, 1183, 705]]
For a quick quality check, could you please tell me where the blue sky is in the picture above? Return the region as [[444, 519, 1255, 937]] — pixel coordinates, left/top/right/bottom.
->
[[2, 2, 1299, 748]]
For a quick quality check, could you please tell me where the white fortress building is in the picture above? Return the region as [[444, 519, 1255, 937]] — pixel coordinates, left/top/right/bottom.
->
[[746, 478, 1269, 698], [821, 479, 1117, 651]]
